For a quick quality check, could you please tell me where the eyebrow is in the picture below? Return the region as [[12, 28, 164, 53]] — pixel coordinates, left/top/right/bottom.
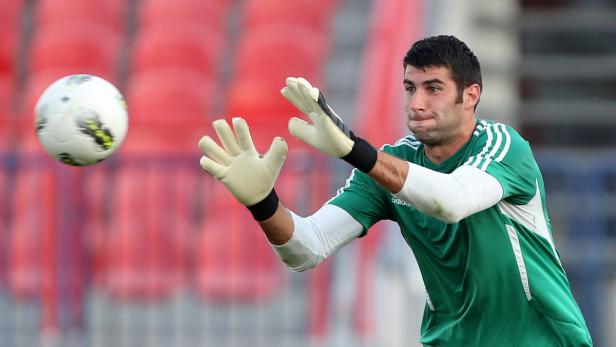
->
[[403, 78, 446, 86]]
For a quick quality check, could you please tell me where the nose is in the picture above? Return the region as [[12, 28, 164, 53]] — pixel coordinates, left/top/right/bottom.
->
[[409, 90, 426, 113]]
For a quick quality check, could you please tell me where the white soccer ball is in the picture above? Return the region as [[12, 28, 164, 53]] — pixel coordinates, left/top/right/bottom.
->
[[34, 74, 128, 166]]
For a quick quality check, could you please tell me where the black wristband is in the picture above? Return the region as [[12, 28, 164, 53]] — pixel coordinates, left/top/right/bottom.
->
[[341, 135, 378, 173], [247, 189, 279, 221]]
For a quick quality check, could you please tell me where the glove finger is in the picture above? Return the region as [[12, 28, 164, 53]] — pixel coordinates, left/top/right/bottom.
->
[[296, 82, 321, 116], [296, 77, 320, 102], [199, 156, 227, 179], [264, 137, 288, 171], [281, 86, 305, 113], [198, 136, 232, 165], [212, 119, 241, 156], [295, 77, 313, 90], [288, 116, 314, 142], [232, 117, 257, 153], [282, 83, 312, 116]]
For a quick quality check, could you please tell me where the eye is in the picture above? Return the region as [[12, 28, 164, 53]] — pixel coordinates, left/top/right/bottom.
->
[[405, 85, 416, 94], [428, 86, 441, 93]]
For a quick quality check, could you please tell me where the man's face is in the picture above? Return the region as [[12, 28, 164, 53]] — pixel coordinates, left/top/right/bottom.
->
[[403, 65, 467, 146]]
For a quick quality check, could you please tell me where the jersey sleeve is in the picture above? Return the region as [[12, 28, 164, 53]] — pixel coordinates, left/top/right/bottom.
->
[[464, 123, 540, 205], [327, 168, 392, 235]]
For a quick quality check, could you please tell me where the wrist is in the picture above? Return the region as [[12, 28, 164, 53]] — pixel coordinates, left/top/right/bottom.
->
[[247, 189, 279, 221], [341, 134, 378, 173]]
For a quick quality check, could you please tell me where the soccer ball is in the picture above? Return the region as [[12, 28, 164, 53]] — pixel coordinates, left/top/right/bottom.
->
[[35, 74, 128, 166]]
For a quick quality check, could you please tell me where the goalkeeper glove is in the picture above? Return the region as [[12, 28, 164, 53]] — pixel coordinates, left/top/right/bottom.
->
[[281, 77, 377, 173], [199, 117, 287, 221]]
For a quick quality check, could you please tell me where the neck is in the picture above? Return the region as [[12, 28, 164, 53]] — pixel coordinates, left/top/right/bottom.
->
[[424, 117, 476, 164]]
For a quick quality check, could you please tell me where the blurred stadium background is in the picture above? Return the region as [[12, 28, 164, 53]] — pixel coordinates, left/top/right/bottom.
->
[[0, 0, 615, 346]]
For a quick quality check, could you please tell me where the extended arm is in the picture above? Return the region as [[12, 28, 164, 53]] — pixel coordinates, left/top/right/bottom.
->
[[282, 77, 503, 223], [198, 117, 362, 270]]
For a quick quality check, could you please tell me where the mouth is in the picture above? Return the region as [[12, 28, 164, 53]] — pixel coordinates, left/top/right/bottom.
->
[[409, 115, 435, 124]]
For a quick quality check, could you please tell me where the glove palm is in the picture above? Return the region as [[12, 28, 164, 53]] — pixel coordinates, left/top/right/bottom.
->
[[281, 77, 354, 157], [199, 117, 287, 206]]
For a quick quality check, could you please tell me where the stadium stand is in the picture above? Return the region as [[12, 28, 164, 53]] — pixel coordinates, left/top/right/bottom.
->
[[241, 0, 339, 34], [130, 24, 224, 81], [28, 23, 121, 79], [97, 162, 194, 300], [34, 0, 125, 35], [137, 0, 229, 33], [0, 74, 15, 116], [195, 184, 285, 301]]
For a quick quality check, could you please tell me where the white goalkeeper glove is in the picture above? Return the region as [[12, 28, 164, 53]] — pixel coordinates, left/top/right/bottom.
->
[[198, 117, 287, 221], [281, 77, 377, 173]]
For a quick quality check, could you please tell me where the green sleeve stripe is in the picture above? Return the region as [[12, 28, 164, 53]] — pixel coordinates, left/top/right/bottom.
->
[[465, 123, 512, 171], [473, 119, 489, 136], [494, 124, 512, 162]]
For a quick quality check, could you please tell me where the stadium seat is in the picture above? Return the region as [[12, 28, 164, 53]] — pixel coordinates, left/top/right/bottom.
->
[[225, 77, 297, 148], [29, 23, 120, 78], [226, 26, 327, 149], [35, 0, 124, 34], [233, 25, 327, 80], [8, 155, 57, 299], [98, 161, 197, 300], [0, 0, 25, 28], [137, 0, 229, 33], [0, 25, 19, 76], [194, 184, 285, 302], [242, 0, 337, 33], [131, 25, 223, 80], [126, 70, 213, 123], [0, 74, 15, 115]]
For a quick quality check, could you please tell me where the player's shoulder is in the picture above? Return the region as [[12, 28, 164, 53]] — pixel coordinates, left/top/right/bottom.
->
[[381, 134, 421, 156], [467, 118, 533, 167], [473, 118, 525, 142]]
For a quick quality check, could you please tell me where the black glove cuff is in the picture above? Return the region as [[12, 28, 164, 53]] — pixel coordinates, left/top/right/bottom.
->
[[247, 189, 279, 221], [341, 135, 378, 173]]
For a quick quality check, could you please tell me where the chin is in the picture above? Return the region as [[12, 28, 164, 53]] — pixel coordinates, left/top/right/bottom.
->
[[410, 129, 441, 146]]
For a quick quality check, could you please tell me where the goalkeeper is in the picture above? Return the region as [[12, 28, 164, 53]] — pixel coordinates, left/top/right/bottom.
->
[[198, 35, 592, 346]]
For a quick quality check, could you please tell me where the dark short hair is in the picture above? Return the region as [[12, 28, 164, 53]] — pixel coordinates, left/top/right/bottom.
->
[[403, 35, 482, 104]]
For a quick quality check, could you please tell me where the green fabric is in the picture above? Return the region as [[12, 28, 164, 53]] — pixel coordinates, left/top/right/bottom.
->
[[329, 119, 593, 346]]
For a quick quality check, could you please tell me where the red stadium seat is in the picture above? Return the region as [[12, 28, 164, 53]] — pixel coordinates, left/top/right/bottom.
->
[[8, 156, 57, 299], [195, 184, 285, 301], [126, 70, 213, 123], [29, 23, 120, 78], [0, 0, 25, 28], [226, 26, 327, 149], [0, 74, 15, 115], [125, 70, 213, 154], [35, 0, 124, 34], [233, 25, 327, 79], [131, 25, 224, 80], [225, 77, 297, 148], [242, 0, 336, 33], [98, 162, 196, 300], [137, 0, 229, 33], [0, 25, 19, 75]]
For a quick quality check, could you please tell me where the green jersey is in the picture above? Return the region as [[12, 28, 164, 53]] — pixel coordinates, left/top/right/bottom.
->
[[329, 119, 592, 346]]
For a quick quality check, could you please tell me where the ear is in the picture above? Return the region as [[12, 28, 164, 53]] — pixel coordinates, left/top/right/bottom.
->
[[464, 84, 481, 110]]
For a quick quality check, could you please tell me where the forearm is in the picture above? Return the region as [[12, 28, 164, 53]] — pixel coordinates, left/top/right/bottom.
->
[[394, 163, 503, 223], [366, 151, 408, 193], [366, 151, 503, 224], [267, 204, 363, 272], [257, 201, 294, 245]]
